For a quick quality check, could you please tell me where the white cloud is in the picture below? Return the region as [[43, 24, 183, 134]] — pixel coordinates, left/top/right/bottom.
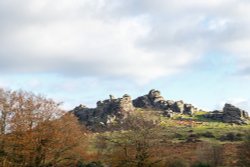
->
[[1, 0, 250, 83]]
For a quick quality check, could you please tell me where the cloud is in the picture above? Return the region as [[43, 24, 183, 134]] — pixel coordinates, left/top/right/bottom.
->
[[1, 0, 250, 83], [239, 67, 250, 76]]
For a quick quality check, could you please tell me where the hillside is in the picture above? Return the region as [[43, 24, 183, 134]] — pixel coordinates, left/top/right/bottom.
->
[[0, 88, 249, 167], [72, 89, 249, 131], [71, 90, 250, 166]]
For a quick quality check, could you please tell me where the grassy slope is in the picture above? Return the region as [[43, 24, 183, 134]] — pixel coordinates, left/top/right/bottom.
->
[[154, 109, 250, 139], [86, 109, 250, 166]]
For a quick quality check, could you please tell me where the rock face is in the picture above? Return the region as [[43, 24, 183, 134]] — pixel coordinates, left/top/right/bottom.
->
[[71, 89, 249, 131], [133, 89, 198, 116], [73, 94, 134, 130], [223, 104, 249, 124], [72, 89, 200, 130], [205, 103, 249, 124], [73, 90, 249, 130]]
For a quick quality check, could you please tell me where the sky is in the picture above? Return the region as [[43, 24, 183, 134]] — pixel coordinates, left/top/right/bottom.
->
[[0, 0, 250, 112]]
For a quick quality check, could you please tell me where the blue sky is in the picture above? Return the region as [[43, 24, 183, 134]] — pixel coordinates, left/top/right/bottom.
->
[[0, 0, 250, 112]]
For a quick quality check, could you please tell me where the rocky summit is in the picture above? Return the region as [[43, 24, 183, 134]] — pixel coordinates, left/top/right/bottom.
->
[[73, 94, 134, 130], [72, 89, 199, 130], [72, 89, 249, 130], [133, 89, 199, 116], [205, 103, 249, 125]]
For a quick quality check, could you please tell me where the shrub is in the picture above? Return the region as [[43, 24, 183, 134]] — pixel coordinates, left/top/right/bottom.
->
[[199, 131, 215, 138], [191, 162, 211, 167], [167, 159, 189, 167], [174, 133, 183, 139], [186, 133, 200, 142], [219, 132, 243, 141], [77, 161, 104, 167], [85, 162, 104, 167]]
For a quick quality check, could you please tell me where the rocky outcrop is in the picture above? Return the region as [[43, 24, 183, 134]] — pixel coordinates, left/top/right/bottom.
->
[[73, 90, 249, 130], [205, 104, 249, 124], [133, 89, 198, 116], [73, 94, 134, 130], [73, 89, 200, 130], [223, 104, 249, 124]]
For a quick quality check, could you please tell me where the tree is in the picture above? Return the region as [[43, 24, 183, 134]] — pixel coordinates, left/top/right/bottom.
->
[[96, 112, 166, 167], [0, 88, 88, 167], [0, 89, 17, 152]]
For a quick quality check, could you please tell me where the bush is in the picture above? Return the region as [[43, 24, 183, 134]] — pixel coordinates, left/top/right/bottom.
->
[[167, 159, 189, 167], [219, 132, 243, 141], [85, 162, 104, 167], [186, 133, 200, 142], [191, 162, 211, 167], [199, 132, 215, 138], [174, 133, 183, 139], [77, 161, 104, 167]]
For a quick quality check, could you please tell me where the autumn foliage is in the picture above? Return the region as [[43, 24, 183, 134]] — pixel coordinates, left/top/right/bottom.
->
[[0, 88, 87, 167]]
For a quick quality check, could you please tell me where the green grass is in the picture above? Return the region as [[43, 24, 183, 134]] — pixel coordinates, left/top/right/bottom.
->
[[90, 109, 250, 144], [133, 109, 250, 142]]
